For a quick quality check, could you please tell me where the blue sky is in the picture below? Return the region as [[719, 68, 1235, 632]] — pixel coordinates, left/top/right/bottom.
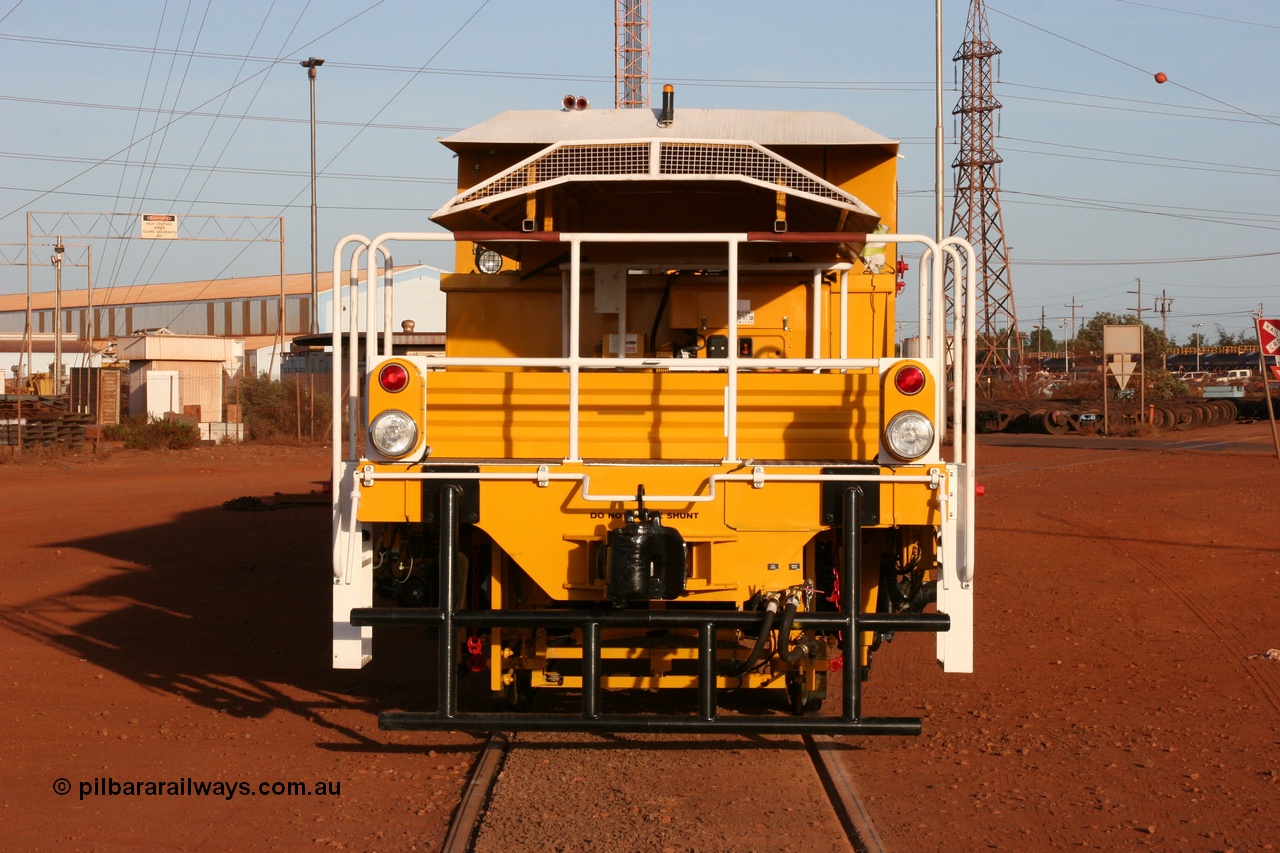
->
[[1, 0, 1276, 344]]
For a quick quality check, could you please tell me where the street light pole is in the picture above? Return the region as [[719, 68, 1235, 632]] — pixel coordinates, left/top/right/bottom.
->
[[301, 57, 324, 336], [51, 238, 64, 394], [1192, 323, 1203, 371]]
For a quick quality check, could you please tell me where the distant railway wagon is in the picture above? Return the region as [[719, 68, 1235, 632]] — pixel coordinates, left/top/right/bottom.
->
[[330, 95, 977, 734]]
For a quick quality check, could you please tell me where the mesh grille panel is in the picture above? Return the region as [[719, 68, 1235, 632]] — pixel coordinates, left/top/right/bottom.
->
[[459, 143, 650, 204], [659, 142, 845, 201], [454, 140, 853, 208]]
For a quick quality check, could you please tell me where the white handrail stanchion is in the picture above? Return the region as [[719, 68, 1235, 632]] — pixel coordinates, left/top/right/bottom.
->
[[725, 239, 741, 462], [839, 269, 849, 360], [331, 235, 369, 580], [568, 239, 582, 462], [380, 250, 394, 359]]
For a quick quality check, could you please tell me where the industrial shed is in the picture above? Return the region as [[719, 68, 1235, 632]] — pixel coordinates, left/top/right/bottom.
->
[[118, 330, 243, 436]]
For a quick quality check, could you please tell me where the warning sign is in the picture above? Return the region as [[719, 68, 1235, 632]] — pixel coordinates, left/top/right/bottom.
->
[[140, 214, 178, 239], [1257, 318, 1280, 357], [1107, 354, 1137, 390]]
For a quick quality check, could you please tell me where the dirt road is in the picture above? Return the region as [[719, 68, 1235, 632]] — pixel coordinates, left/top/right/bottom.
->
[[1, 429, 1276, 851]]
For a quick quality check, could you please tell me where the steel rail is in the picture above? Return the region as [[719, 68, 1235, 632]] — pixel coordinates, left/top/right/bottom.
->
[[441, 732, 510, 853], [805, 734, 889, 853], [441, 731, 887, 852]]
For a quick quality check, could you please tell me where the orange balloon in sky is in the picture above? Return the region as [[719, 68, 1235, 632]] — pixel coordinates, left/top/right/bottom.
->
[[1154, 72, 1167, 84]]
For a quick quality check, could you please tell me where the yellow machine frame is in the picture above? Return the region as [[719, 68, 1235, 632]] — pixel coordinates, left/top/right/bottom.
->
[[330, 109, 976, 734]]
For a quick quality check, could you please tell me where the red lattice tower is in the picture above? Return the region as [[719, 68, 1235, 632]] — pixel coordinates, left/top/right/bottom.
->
[[615, 0, 650, 109], [949, 0, 1022, 383]]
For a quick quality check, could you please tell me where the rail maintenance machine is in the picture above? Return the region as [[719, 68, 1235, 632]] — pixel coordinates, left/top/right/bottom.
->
[[331, 93, 976, 735]]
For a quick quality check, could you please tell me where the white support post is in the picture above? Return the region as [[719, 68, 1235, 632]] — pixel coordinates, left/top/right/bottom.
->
[[332, 464, 373, 669], [936, 463, 973, 673], [725, 239, 741, 463], [568, 240, 582, 462]]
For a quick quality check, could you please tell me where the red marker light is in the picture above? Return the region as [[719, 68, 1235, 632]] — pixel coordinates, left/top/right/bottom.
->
[[894, 365, 926, 395], [379, 363, 410, 393]]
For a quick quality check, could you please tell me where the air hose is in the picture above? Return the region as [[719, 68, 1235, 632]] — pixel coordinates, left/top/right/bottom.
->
[[727, 597, 779, 676], [775, 598, 810, 666]]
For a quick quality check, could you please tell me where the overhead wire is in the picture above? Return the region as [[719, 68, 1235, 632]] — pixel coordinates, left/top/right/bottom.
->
[[158, 0, 491, 334], [0, 93, 462, 133], [1113, 0, 1280, 31], [104, 0, 213, 306], [0, 0, 22, 25], [987, 4, 1280, 129], [0, 152, 454, 185], [0, 0, 389, 225], [126, 1, 312, 298], [2, 2, 1274, 324]]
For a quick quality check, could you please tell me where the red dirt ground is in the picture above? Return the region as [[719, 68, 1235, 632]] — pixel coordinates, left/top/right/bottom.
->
[[1, 427, 1277, 851]]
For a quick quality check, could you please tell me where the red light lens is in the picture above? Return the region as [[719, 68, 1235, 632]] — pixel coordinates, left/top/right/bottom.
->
[[575, 96, 589, 111], [379, 363, 409, 393], [895, 365, 926, 395], [562, 94, 576, 110]]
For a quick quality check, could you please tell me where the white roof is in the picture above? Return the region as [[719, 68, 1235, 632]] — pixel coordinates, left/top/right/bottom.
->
[[439, 108, 897, 150]]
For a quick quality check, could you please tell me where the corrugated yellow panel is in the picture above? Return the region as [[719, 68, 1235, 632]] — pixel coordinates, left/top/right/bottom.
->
[[423, 370, 882, 461]]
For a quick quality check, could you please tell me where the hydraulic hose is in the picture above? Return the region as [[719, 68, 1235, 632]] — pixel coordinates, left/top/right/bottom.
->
[[776, 599, 810, 666], [910, 581, 938, 612], [727, 598, 779, 676]]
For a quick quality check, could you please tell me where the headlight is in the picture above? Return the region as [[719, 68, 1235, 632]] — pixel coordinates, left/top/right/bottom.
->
[[369, 410, 418, 458], [475, 247, 503, 274], [884, 411, 935, 460]]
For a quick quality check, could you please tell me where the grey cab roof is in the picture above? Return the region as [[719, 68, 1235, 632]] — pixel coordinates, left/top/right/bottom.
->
[[438, 108, 899, 151]]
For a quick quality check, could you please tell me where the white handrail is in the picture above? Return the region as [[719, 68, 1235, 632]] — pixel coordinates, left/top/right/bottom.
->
[[940, 235, 978, 582], [356, 466, 943, 506], [350, 231, 951, 467], [726, 238, 741, 462]]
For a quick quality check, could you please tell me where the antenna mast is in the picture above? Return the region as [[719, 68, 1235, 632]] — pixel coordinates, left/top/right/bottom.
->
[[615, 0, 650, 108]]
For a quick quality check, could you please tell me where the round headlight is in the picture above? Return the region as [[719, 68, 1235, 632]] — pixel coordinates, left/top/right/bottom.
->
[[884, 411, 935, 460], [475, 248, 503, 274], [369, 410, 418, 458]]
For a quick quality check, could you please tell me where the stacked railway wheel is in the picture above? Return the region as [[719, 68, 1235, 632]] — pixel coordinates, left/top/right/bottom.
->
[[976, 398, 1240, 435]]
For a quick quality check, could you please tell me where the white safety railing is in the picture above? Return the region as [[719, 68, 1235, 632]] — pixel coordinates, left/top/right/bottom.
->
[[330, 230, 977, 573], [335, 232, 966, 463]]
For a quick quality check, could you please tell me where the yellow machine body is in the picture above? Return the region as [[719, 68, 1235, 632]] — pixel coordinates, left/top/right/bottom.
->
[[331, 105, 975, 729]]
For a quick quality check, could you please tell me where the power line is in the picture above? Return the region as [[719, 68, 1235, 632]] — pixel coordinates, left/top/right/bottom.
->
[[997, 136, 1280, 178], [0, 152, 454, 184], [0, 94, 461, 133], [996, 192, 1280, 233], [989, 4, 1280, 128], [1011, 250, 1280, 267], [1113, 0, 1280, 30], [0, 1, 389, 225]]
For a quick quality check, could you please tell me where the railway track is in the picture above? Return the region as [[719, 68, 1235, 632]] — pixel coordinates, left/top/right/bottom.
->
[[442, 730, 889, 853], [441, 733, 508, 853]]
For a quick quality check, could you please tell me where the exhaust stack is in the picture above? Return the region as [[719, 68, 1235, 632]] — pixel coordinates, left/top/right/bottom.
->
[[658, 84, 674, 127]]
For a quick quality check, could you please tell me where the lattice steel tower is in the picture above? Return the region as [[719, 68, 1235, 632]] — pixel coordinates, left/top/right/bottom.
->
[[949, 0, 1021, 381], [615, 1, 650, 109]]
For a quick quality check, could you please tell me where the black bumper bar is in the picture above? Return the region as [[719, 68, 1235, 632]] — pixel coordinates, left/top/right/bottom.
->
[[349, 486, 949, 735]]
